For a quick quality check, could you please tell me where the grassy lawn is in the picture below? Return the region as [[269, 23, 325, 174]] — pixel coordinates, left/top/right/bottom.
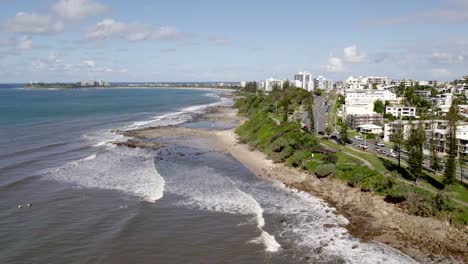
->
[[321, 138, 468, 205]]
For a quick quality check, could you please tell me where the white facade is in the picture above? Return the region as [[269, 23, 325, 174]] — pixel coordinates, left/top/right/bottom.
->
[[314, 75, 333, 90], [357, 124, 383, 134], [260, 78, 284, 92], [294, 71, 313, 91], [345, 76, 368, 90], [240, 81, 246, 88], [345, 90, 397, 106], [390, 79, 418, 87], [367, 76, 389, 88], [385, 106, 416, 118]]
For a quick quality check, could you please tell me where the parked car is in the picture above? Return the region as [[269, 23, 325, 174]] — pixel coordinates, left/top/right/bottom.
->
[[389, 153, 397, 158], [376, 142, 385, 147], [355, 135, 363, 140], [359, 144, 368, 150]]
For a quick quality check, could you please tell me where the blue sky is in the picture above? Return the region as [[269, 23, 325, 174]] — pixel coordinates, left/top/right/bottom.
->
[[0, 0, 467, 82]]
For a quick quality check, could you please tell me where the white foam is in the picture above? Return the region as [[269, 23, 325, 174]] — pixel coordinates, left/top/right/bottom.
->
[[44, 148, 165, 202], [81, 154, 96, 161], [226, 178, 281, 252], [92, 141, 107, 147], [162, 164, 280, 252], [243, 181, 418, 263], [125, 93, 232, 130]]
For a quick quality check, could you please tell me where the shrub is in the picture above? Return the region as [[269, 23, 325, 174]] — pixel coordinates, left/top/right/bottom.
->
[[315, 164, 336, 178], [323, 153, 338, 164]]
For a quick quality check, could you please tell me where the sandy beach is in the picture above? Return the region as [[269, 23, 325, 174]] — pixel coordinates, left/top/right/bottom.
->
[[121, 106, 468, 263]]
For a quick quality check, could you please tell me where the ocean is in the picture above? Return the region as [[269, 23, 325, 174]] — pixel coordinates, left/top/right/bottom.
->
[[0, 86, 417, 263]]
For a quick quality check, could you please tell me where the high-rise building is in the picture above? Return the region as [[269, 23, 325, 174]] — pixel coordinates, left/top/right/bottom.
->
[[314, 75, 333, 90], [294, 71, 313, 91]]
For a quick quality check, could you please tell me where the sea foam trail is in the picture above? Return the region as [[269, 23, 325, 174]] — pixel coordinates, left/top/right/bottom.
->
[[126, 95, 232, 130], [245, 181, 418, 263], [160, 164, 280, 252], [43, 148, 165, 202], [226, 178, 281, 252]]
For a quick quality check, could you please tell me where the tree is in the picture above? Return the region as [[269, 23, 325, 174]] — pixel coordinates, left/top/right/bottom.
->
[[444, 103, 458, 186], [325, 126, 332, 136], [390, 122, 405, 168], [406, 122, 425, 180], [306, 95, 315, 133], [374, 99, 385, 114], [340, 124, 349, 145], [282, 98, 289, 123], [372, 83, 378, 90], [429, 115, 441, 171]]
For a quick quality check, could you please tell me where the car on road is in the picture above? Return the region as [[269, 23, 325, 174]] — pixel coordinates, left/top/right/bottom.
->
[[359, 144, 368, 150], [355, 135, 363, 140], [389, 153, 397, 158], [376, 142, 385, 147]]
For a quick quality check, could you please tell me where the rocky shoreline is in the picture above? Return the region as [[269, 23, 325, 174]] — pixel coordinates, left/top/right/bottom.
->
[[114, 105, 467, 263]]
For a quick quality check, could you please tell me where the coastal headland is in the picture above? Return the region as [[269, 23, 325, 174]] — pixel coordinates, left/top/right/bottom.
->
[[115, 105, 467, 263]]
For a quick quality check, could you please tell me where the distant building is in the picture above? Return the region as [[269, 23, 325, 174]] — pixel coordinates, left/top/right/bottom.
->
[[240, 81, 246, 88], [346, 114, 383, 130], [385, 106, 416, 118], [357, 124, 383, 134], [384, 120, 468, 156], [390, 79, 418, 87], [293, 71, 313, 91], [314, 75, 333, 90], [259, 78, 284, 92], [367, 76, 389, 87]]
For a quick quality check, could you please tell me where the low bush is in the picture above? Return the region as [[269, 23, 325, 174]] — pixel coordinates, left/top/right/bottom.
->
[[315, 164, 336, 178]]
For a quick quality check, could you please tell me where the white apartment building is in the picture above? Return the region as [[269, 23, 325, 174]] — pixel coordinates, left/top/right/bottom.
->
[[293, 71, 313, 91], [367, 76, 389, 87], [259, 78, 284, 92], [314, 75, 333, 90], [383, 120, 468, 156], [390, 79, 418, 87], [385, 106, 416, 118], [344, 89, 396, 117], [345, 76, 368, 90], [345, 89, 397, 106]]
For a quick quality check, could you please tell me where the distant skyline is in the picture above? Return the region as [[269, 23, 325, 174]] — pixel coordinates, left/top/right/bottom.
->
[[0, 0, 467, 82]]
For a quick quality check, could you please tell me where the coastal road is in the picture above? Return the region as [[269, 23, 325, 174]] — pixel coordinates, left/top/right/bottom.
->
[[298, 94, 329, 133]]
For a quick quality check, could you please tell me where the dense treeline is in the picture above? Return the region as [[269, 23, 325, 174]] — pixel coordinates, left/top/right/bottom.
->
[[234, 88, 318, 163]]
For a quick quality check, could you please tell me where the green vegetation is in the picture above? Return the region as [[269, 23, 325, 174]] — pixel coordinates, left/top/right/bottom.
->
[[315, 164, 336, 178], [234, 89, 318, 164], [406, 122, 425, 180], [373, 99, 385, 114], [234, 89, 467, 227], [444, 103, 458, 185]]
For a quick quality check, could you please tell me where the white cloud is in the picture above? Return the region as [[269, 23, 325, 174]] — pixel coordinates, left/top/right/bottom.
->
[[209, 36, 231, 45], [82, 60, 96, 67], [431, 68, 452, 78], [52, 0, 109, 21], [86, 19, 179, 41], [326, 57, 344, 72], [429, 51, 465, 64], [2, 12, 64, 34], [344, 45, 365, 63], [17, 35, 32, 50]]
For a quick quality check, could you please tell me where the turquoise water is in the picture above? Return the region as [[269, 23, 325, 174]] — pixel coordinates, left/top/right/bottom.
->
[[0, 88, 217, 127]]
